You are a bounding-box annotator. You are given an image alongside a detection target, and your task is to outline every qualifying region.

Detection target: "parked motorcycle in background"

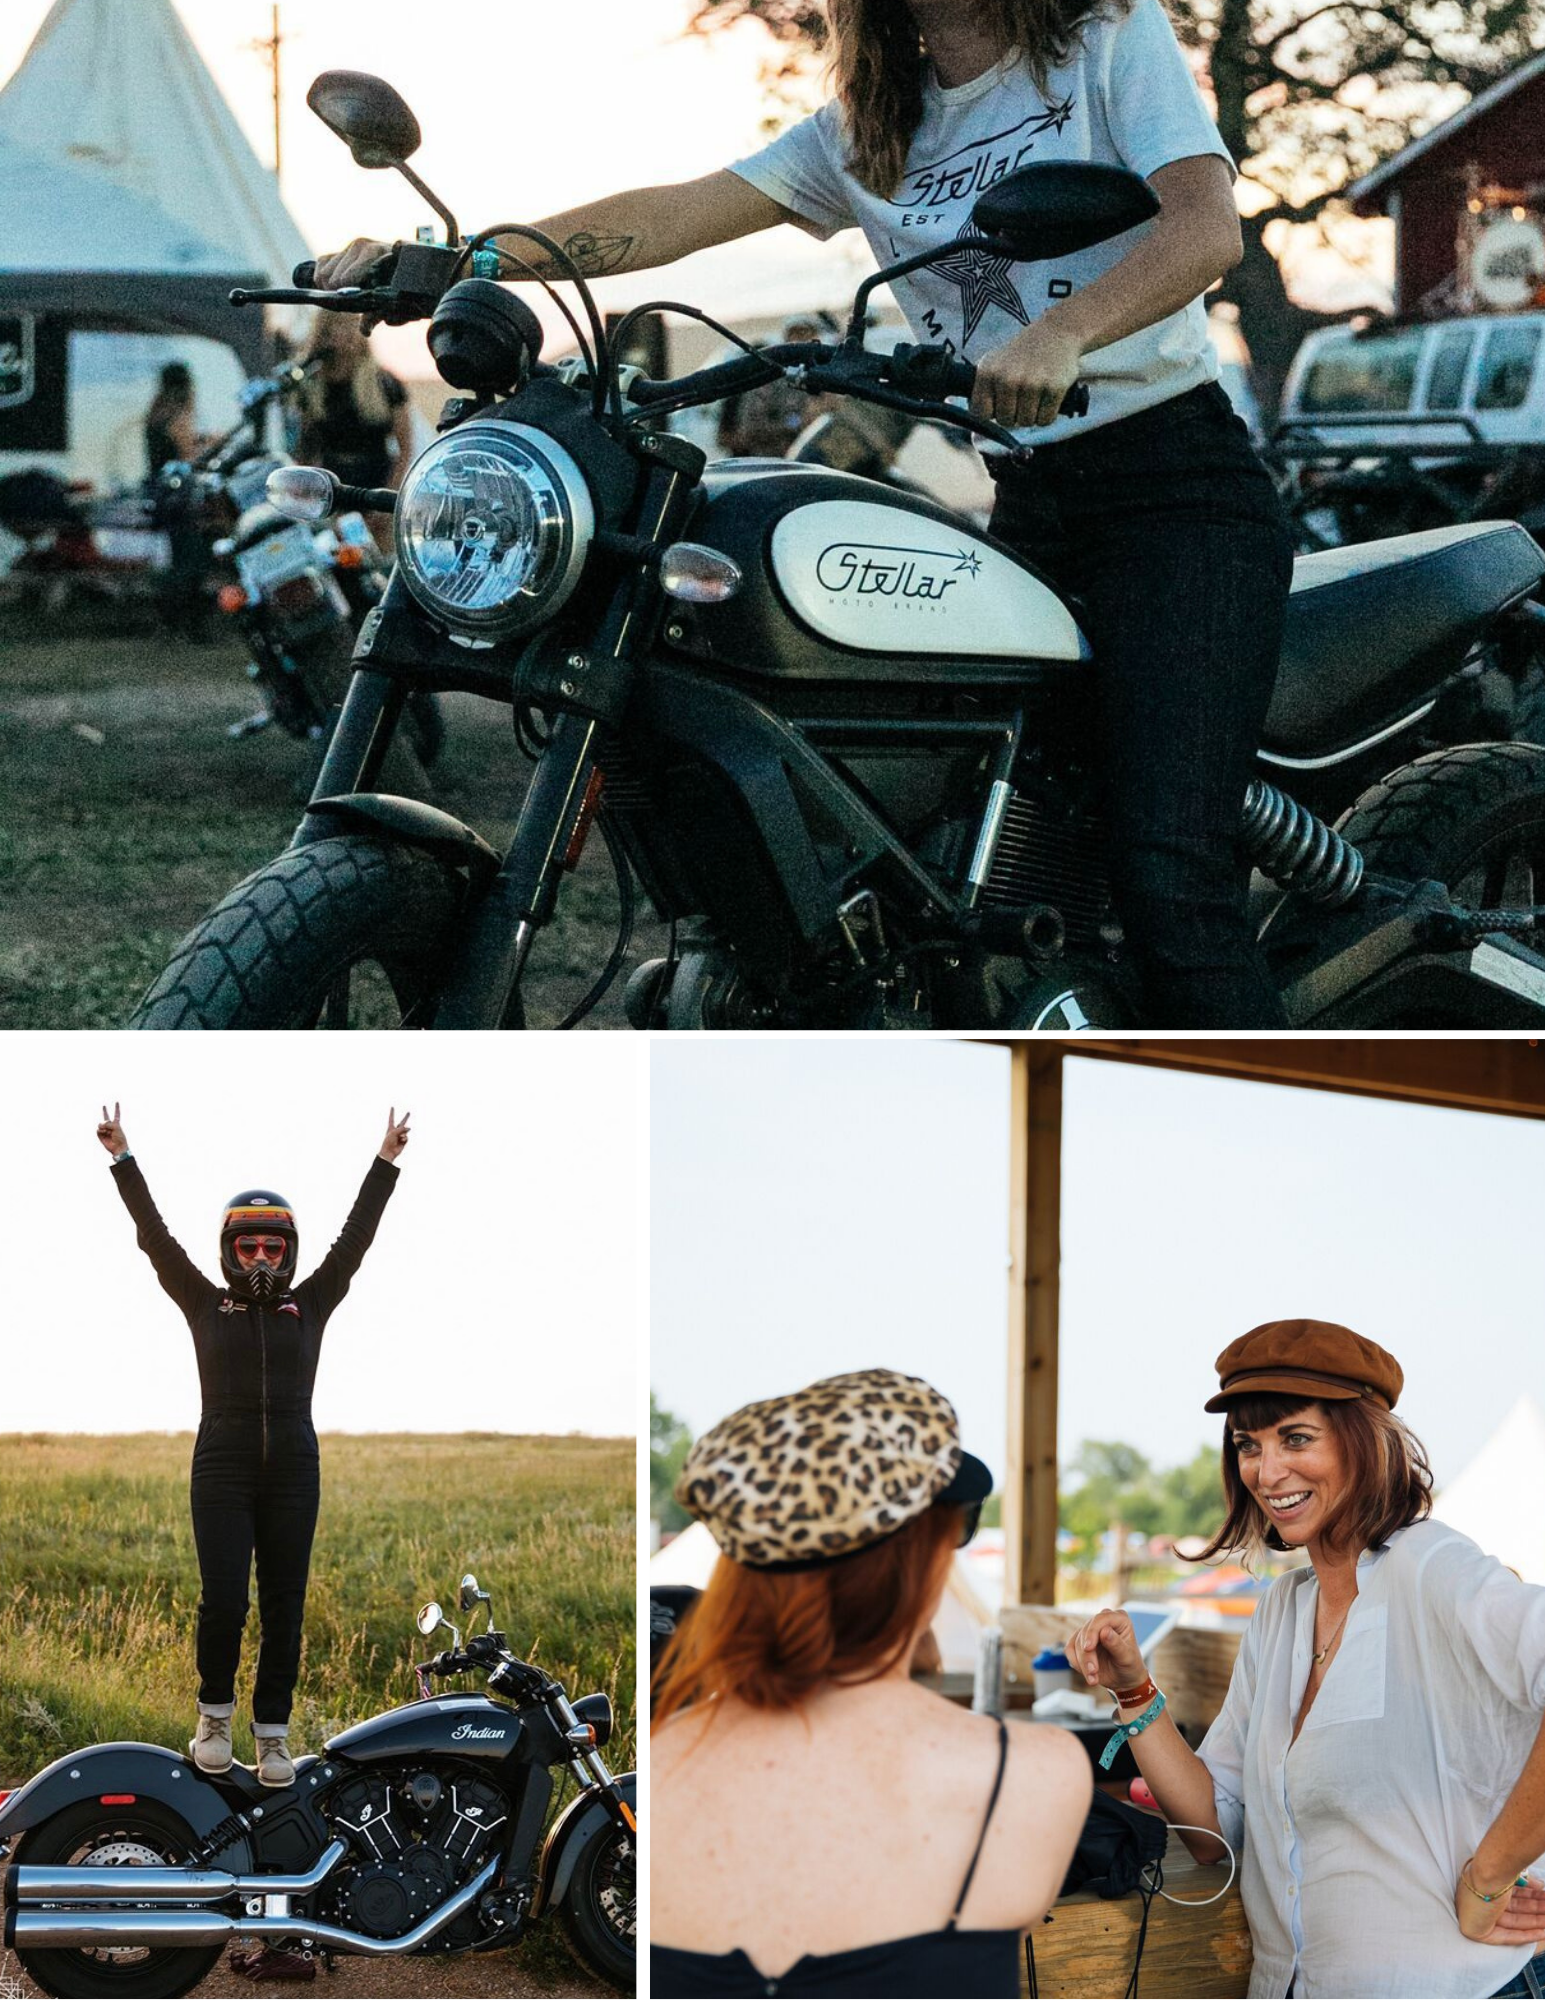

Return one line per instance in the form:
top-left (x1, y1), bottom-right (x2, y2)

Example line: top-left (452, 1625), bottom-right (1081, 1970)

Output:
top-left (128, 71), bottom-right (1545, 1031)
top-left (0, 1571), bottom-right (635, 1997)
top-left (150, 359), bottom-right (444, 778)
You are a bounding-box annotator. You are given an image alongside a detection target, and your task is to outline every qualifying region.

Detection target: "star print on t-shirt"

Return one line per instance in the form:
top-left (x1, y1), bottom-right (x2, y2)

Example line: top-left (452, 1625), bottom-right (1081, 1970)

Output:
top-left (931, 224), bottom-right (1032, 343)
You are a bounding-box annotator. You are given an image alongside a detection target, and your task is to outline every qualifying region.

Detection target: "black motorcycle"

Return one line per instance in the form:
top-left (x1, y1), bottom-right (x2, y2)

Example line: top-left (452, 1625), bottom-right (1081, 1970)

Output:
top-left (151, 361), bottom-right (444, 776)
top-left (0, 1572), bottom-right (635, 1997)
top-left (128, 69), bottom-right (1545, 1030)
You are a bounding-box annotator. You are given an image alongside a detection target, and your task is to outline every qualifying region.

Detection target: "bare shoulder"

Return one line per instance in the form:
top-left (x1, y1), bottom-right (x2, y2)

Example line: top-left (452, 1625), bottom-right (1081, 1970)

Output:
top-left (1003, 1717), bottom-right (1094, 1806)
top-left (651, 1703), bottom-right (717, 1782)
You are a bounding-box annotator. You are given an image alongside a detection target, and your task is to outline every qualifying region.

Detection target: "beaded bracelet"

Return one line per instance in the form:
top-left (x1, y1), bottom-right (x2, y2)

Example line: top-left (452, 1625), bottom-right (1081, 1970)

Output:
top-left (1100, 1689), bottom-right (1166, 1770)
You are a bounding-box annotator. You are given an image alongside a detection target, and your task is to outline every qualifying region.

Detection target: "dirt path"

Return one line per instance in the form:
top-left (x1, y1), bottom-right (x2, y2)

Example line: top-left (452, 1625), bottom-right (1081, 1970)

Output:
top-left (0, 1855), bottom-right (619, 1999)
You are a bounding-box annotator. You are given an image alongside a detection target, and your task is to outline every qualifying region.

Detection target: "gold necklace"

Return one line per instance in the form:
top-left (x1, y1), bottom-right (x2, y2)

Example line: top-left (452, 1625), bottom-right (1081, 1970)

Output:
top-left (1312, 1599), bottom-right (1353, 1666)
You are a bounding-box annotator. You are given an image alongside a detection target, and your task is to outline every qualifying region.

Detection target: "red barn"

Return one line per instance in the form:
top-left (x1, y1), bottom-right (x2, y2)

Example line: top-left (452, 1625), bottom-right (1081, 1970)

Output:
top-left (1347, 51), bottom-right (1545, 318)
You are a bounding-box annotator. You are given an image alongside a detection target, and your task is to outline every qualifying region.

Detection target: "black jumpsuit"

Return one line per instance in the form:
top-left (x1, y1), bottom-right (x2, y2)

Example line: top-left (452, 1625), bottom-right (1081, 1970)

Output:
top-left (111, 1155), bottom-right (398, 1724)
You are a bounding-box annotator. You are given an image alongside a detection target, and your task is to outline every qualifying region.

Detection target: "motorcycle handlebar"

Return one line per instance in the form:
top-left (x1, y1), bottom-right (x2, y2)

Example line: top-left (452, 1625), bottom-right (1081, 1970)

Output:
top-left (293, 258), bottom-right (318, 288)
top-left (627, 340), bottom-right (1088, 421)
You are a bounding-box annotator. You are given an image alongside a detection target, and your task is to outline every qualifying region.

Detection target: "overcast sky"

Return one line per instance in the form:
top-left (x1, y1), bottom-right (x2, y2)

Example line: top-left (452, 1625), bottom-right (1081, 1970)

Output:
top-left (4, 1035), bottom-right (639, 1435)
top-left (651, 1042), bottom-right (1545, 1492)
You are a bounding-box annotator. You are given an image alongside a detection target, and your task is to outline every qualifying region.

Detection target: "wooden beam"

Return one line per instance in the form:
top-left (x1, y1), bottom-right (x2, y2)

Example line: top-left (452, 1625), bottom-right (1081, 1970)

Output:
top-left (1031, 1036), bottom-right (1545, 1119)
top-left (1005, 1046), bottom-right (1063, 1608)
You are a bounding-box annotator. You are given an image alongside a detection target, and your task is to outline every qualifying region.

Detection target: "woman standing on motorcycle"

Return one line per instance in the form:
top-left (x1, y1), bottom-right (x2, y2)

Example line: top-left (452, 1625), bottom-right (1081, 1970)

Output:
top-left (95, 1104), bottom-right (409, 1787)
top-left (1069, 1320), bottom-right (1545, 1999)
top-left (320, 0), bottom-right (1291, 1025)
top-left (650, 1368), bottom-right (1090, 1997)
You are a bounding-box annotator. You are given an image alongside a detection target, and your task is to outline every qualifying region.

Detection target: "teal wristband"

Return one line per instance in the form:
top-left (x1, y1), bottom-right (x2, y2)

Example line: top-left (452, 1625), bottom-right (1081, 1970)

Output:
top-left (1099, 1690), bottom-right (1166, 1770)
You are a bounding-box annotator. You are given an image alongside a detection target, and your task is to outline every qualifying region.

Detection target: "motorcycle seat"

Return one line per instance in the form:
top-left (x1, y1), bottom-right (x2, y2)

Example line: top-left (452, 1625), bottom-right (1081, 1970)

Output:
top-left (202, 1754), bottom-right (322, 1804)
top-left (1262, 521), bottom-right (1544, 760)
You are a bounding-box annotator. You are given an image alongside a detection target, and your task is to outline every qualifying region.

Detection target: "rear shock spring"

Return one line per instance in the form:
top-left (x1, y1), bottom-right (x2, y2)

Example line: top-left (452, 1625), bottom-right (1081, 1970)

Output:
top-left (1240, 780), bottom-right (1365, 907)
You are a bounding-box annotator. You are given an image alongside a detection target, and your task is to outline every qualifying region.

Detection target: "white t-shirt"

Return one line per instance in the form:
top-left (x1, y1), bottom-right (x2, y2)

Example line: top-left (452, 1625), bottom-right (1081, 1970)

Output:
top-left (1196, 1520), bottom-right (1545, 1998)
top-left (729, 0), bottom-right (1234, 445)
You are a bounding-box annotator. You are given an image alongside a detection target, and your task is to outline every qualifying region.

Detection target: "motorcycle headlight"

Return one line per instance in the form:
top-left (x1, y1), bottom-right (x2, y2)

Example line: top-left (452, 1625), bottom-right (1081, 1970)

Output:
top-left (395, 420), bottom-right (594, 641)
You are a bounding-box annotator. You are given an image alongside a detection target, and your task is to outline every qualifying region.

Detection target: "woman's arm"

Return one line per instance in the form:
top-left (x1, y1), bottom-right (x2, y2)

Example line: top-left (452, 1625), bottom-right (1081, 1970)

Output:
top-left (1457, 1712), bottom-right (1545, 1946)
top-left (97, 1104), bottom-right (213, 1315)
top-left (295, 1110), bottom-right (406, 1319)
top-left (971, 153), bottom-right (1240, 429)
top-left (316, 171), bottom-right (795, 291)
top-left (1067, 1606), bottom-right (1231, 1864)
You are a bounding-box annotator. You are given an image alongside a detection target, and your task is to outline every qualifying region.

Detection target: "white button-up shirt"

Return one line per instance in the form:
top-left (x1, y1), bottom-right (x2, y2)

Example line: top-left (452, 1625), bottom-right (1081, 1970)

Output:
top-left (1196, 1520), bottom-right (1545, 1998)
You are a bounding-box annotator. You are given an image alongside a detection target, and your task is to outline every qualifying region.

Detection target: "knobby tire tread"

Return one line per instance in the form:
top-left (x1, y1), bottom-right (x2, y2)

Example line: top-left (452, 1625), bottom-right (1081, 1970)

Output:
top-left (128, 836), bottom-right (461, 1029)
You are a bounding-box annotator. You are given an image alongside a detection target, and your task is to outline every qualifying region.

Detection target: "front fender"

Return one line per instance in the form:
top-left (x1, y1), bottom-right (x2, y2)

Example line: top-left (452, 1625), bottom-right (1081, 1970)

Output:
top-left (0, 1744), bottom-right (248, 1856)
top-left (295, 793), bottom-right (501, 885)
top-left (533, 1772), bottom-right (636, 1918)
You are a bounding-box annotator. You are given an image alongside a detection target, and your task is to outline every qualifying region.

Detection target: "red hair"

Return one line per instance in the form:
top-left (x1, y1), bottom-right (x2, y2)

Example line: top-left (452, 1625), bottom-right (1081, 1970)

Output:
top-left (653, 1505), bottom-right (959, 1725)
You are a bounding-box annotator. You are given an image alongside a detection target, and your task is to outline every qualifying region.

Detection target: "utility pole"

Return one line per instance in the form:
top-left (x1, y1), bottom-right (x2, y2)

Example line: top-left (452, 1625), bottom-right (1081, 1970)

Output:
top-left (250, 3), bottom-right (285, 182)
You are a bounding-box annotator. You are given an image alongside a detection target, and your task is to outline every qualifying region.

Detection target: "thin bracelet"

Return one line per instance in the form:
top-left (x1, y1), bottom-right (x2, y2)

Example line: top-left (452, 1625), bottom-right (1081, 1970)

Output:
top-left (1100, 1690), bottom-right (1166, 1770)
top-left (1461, 1863), bottom-right (1529, 1904)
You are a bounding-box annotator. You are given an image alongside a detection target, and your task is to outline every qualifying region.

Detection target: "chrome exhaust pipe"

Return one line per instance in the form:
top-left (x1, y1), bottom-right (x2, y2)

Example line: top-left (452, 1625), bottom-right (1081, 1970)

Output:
top-left (7, 1856), bottom-right (498, 1955)
top-left (10, 1839), bottom-right (349, 1905)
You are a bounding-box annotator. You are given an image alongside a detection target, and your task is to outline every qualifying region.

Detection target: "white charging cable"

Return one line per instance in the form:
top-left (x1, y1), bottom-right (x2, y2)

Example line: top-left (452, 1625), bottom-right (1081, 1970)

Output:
top-left (1154, 1825), bottom-right (1238, 1907)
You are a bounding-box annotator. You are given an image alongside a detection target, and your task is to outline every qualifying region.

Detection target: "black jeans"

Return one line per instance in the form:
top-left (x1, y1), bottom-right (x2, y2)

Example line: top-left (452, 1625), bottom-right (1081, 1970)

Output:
top-left (987, 382), bottom-right (1295, 1027)
top-left (190, 1413), bottom-right (320, 1725)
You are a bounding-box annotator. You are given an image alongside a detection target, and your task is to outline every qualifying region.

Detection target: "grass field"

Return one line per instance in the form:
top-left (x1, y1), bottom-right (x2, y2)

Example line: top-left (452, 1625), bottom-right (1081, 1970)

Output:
top-left (0, 609), bottom-right (665, 1028)
top-left (0, 1432), bottom-right (634, 1986)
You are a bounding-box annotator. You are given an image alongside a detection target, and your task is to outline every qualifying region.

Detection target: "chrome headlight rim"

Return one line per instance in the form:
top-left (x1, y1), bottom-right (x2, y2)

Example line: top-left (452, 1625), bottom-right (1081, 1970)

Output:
top-left (394, 418), bottom-right (595, 642)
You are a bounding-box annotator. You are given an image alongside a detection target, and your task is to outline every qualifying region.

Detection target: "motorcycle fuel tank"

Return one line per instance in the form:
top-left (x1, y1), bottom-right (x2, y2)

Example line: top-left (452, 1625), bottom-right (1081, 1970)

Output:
top-left (326, 1696), bottom-right (522, 1766)
top-left (666, 464), bottom-right (1090, 685)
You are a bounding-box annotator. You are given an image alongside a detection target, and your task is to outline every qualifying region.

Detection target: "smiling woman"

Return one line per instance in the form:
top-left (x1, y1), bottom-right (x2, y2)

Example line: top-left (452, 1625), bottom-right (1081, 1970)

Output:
top-left (1069, 1317), bottom-right (1545, 2000)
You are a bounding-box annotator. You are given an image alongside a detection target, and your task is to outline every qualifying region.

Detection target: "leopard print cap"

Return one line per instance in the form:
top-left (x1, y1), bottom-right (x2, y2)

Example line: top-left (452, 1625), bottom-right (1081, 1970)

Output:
top-left (675, 1368), bottom-right (964, 1568)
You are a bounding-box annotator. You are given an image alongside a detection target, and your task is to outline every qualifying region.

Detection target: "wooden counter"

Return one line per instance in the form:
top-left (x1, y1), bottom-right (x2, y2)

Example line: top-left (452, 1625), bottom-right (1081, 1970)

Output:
top-left (1026, 1840), bottom-right (1251, 1998)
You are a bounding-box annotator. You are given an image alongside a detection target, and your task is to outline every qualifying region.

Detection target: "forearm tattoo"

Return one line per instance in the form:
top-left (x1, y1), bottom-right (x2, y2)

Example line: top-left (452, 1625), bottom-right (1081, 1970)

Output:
top-left (560, 230), bottom-right (638, 277)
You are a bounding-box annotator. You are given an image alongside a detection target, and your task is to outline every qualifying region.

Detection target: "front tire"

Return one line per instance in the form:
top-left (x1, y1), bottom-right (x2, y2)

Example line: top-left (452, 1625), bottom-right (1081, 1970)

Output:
top-left (558, 1822), bottom-right (635, 1992)
top-left (128, 834), bottom-right (466, 1028)
top-left (9, 1800), bottom-right (223, 2000)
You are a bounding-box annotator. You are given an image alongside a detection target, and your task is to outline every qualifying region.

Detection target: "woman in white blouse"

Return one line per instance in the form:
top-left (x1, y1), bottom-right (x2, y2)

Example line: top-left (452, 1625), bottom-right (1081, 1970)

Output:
top-left (1070, 1317), bottom-right (1545, 2000)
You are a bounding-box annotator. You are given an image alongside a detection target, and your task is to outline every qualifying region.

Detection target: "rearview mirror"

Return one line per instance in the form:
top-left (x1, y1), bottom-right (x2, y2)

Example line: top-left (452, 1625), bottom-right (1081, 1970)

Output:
top-left (971, 162), bottom-right (1159, 262)
top-left (416, 1600), bottom-right (443, 1638)
top-left (307, 71), bottom-right (422, 169)
top-left (459, 1574), bottom-right (480, 1613)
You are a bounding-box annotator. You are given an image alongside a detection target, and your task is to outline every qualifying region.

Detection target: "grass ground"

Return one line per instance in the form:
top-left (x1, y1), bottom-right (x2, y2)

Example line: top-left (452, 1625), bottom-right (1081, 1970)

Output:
top-left (0, 1431), bottom-right (634, 1992)
top-left (0, 608), bottom-right (665, 1028)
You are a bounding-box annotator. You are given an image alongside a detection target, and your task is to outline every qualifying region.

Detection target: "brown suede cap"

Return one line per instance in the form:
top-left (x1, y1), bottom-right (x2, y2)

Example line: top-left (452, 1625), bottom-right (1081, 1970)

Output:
top-left (1204, 1319), bottom-right (1402, 1413)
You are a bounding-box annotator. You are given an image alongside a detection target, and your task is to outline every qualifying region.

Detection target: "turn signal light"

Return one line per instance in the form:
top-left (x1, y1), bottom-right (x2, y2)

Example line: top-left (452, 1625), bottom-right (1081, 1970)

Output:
top-left (659, 543), bottom-right (742, 604)
top-left (333, 544), bottom-right (365, 568)
top-left (216, 584), bottom-right (248, 615)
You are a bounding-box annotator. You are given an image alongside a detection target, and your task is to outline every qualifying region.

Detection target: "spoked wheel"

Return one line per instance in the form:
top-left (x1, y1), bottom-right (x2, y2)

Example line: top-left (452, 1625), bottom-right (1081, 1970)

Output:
top-left (559, 1822), bottom-right (635, 1992)
top-left (9, 1801), bottom-right (223, 1999)
top-left (127, 835), bottom-right (469, 1029)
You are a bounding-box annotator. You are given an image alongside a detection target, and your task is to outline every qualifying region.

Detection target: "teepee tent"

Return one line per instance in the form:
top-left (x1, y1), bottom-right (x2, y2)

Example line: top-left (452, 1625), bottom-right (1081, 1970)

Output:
top-left (1431, 1394), bottom-right (1545, 1585)
top-left (0, 0), bottom-right (310, 468)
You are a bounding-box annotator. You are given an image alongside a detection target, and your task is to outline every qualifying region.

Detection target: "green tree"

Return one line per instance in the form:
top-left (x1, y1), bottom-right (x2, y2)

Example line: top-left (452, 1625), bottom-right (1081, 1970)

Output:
top-left (1156, 1444), bottom-right (1228, 1541)
top-left (651, 1391), bottom-right (693, 1535)
top-left (1060, 1438), bottom-right (1165, 1543)
top-left (687, 0), bottom-right (1539, 403)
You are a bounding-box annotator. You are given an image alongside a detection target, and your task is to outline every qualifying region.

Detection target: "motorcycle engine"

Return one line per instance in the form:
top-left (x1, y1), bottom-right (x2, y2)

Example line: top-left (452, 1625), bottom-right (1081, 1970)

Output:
top-left (320, 1767), bottom-right (511, 1941)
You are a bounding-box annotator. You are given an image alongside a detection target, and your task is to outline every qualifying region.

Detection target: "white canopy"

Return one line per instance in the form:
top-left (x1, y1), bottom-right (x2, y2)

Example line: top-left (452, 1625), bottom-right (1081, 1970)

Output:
top-left (1432, 1394), bottom-right (1545, 1585)
top-left (0, 0), bottom-right (308, 373)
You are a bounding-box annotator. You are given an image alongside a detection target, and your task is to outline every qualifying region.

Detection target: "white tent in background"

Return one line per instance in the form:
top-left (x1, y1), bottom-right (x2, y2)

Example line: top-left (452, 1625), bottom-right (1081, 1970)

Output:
top-left (0, 0), bottom-right (308, 300)
top-left (1432, 1394), bottom-right (1545, 1585)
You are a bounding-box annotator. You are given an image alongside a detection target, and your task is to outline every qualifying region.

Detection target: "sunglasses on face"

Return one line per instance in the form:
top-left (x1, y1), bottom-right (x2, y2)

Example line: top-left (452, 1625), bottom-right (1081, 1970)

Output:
top-left (234, 1236), bottom-right (287, 1262)
top-left (957, 1500), bottom-right (984, 1548)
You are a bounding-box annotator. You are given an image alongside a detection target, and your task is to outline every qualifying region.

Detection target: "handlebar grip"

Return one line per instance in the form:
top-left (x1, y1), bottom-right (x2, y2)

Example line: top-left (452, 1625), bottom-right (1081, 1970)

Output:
top-left (293, 259), bottom-right (318, 288)
top-left (1062, 382), bottom-right (1090, 418)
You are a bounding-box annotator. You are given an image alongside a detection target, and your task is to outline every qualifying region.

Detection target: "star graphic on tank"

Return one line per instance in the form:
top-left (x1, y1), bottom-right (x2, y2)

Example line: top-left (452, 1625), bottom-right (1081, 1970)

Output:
top-left (954, 550), bottom-right (983, 576)
top-left (929, 225), bottom-right (1031, 345)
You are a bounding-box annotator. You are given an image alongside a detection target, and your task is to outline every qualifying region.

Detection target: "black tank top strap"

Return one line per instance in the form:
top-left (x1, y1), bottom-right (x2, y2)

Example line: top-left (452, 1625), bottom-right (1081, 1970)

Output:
top-left (946, 1717), bottom-right (1010, 1931)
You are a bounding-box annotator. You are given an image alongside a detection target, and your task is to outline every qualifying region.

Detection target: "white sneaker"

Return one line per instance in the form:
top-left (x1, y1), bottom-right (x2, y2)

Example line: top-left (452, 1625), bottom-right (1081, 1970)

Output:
top-left (255, 1733), bottom-right (295, 1788)
top-left (190, 1710), bottom-right (233, 1774)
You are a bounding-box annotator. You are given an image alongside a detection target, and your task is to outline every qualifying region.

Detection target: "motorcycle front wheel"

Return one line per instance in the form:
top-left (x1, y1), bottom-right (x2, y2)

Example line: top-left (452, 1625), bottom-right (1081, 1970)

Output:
top-left (558, 1820), bottom-right (635, 1991)
top-left (127, 834), bottom-right (468, 1028)
top-left (9, 1799), bottom-right (223, 1999)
